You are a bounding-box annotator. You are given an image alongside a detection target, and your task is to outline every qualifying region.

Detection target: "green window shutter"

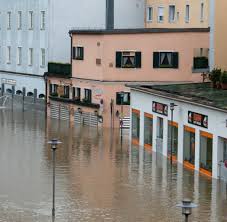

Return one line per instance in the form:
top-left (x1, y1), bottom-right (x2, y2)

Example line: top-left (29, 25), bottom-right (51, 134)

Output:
top-left (116, 93), bottom-right (121, 105)
top-left (135, 52), bottom-right (141, 68)
top-left (116, 51), bottom-right (122, 68)
top-left (153, 52), bottom-right (160, 68)
top-left (72, 47), bottom-right (76, 60)
top-left (172, 52), bottom-right (179, 68)
top-left (81, 47), bottom-right (84, 60)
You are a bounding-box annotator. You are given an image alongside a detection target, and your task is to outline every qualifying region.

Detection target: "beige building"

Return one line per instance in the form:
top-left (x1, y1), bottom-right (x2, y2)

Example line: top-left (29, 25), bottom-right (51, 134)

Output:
top-left (210, 0), bottom-right (227, 70)
top-left (145, 0), bottom-right (209, 28)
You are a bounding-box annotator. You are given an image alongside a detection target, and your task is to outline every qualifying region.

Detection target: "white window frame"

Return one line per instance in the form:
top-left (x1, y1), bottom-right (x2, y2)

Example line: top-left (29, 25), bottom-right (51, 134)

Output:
top-left (28, 48), bottom-right (33, 66)
top-left (7, 12), bottom-right (11, 30)
top-left (17, 47), bottom-right (22, 65)
top-left (169, 5), bottom-right (176, 23)
top-left (40, 11), bottom-right (45, 30)
top-left (41, 48), bottom-right (45, 67)
top-left (6, 46), bottom-right (11, 64)
top-left (28, 11), bottom-right (33, 30)
top-left (18, 11), bottom-right (22, 30)
top-left (146, 6), bottom-right (153, 22)
top-left (200, 2), bottom-right (204, 22)
top-left (158, 6), bottom-right (164, 23)
top-left (185, 4), bottom-right (190, 23)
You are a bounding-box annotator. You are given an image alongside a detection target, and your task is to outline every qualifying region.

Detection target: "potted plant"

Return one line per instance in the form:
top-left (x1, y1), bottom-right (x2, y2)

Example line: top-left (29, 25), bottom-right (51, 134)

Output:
top-left (221, 71), bottom-right (227, 89)
top-left (209, 68), bottom-right (222, 88)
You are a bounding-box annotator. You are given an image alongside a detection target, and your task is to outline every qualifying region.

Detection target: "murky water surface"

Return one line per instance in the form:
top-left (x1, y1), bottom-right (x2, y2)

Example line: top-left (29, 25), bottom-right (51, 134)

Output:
top-left (0, 109), bottom-right (227, 222)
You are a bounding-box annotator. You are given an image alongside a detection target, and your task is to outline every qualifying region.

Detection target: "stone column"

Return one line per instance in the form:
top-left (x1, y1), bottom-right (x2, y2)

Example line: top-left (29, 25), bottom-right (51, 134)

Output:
top-left (152, 115), bottom-right (157, 152)
top-left (195, 128), bottom-right (200, 172)
top-left (177, 123), bottom-right (184, 164)
top-left (139, 111), bottom-right (144, 147)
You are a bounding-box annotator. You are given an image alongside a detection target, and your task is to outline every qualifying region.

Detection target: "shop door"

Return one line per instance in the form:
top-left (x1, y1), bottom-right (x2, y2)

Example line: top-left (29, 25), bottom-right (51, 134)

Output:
top-left (156, 117), bottom-right (163, 154)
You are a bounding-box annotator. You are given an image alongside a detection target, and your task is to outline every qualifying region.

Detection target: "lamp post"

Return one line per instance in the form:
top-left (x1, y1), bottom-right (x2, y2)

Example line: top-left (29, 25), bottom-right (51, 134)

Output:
top-left (48, 139), bottom-right (62, 218)
top-left (176, 199), bottom-right (198, 222)
top-left (120, 92), bottom-right (124, 138)
top-left (170, 102), bottom-right (177, 165)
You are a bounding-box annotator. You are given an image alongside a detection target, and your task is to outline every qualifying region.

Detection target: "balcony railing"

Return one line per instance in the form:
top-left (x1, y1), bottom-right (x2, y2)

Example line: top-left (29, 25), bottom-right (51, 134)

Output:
top-left (48, 62), bottom-right (71, 77)
top-left (49, 95), bottom-right (100, 109)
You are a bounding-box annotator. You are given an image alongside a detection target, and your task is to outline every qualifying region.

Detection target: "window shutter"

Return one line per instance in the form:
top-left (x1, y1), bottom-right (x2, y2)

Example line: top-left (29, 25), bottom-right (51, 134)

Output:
top-left (72, 47), bottom-right (76, 60)
top-left (135, 52), bottom-right (142, 68)
top-left (116, 51), bottom-right (122, 68)
top-left (172, 52), bottom-right (179, 68)
top-left (153, 52), bottom-right (160, 68)
top-left (116, 93), bottom-right (121, 105)
top-left (81, 47), bottom-right (84, 60)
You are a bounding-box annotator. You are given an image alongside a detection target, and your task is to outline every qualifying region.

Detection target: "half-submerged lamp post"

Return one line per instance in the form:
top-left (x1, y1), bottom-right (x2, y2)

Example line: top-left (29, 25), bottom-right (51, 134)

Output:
top-left (176, 199), bottom-right (198, 222)
top-left (170, 102), bottom-right (177, 164)
top-left (48, 138), bottom-right (62, 217)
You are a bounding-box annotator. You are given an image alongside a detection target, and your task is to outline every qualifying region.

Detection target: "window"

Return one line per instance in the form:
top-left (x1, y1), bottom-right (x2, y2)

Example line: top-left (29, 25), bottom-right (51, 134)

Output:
top-left (18, 11), bottom-right (22, 29)
top-left (185, 5), bottom-right (190, 22)
top-left (28, 11), bottom-right (33, 29)
top-left (28, 48), bottom-right (33, 66)
top-left (132, 111), bottom-right (140, 140)
top-left (84, 89), bottom-right (92, 103)
top-left (169, 5), bottom-right (175, 23)
top-left (63, 86), bottom-right (69, 98)
top-left (153, 52), bottom-right (179, 68)
top-left (40, 11), bottom-right (45, 30)
top-left (158, 7), bottom-right (164, 22)
top-left (72, 46), bottom-right (84, 60)
top-left (200, 3), bottom-right (204, 22)
top-left (6, 46), bottom-right (11, 64)
top-left (49, 84), bottom-right (58, 96)
top-left (116, 92), bottom-right (130, 105)
top-left (41, 48), bottom-right (45, 67)
top-left (17, 47), bottom-right (22, 65)
top-left (73, 87), bottom-right (81, 100)
top-left (7, 12), bottom-right (11, 29)
top-left (147, 6), bottom-right (153, 22)
top-left (116, 51), bottom-right (141, 68)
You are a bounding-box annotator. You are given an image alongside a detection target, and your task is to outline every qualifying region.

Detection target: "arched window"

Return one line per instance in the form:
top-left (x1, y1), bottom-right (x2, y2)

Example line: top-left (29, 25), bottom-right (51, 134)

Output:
top-left (27, 92), bottom-right (34, 97)
top-left (16, 90), bottom-right (22, 95)
top-left (6, 88), bottom-right (12, 94)
top-left (39, 94), bottom-right (45, 99)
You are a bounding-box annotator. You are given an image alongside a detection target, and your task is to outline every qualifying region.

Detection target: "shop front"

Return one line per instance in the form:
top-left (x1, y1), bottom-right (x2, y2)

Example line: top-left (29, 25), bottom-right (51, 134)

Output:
top-left (168, 121), bottom-right (178, 161)
top-left (132, 109), bottom-right (140, 145)
top-left (183, 126), bottom-right (196, 169)
top-left (200, 131), bottom-right (213, 176)
top-left (144, 113), bottom-right (153, 150)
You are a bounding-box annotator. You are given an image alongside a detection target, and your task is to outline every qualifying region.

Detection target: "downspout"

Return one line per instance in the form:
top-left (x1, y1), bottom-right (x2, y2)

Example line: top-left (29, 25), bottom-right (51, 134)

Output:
top-left (209, 0), bottom-right (215, 71)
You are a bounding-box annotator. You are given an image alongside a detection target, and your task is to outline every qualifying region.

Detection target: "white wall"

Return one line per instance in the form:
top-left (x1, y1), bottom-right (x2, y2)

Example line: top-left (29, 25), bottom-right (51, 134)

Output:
top-left (131, 89), bottom-right (227, 178)
top-left (114, 0), bottom-right (145, 29)
top-left (0, 0), bottom-right (48, 76)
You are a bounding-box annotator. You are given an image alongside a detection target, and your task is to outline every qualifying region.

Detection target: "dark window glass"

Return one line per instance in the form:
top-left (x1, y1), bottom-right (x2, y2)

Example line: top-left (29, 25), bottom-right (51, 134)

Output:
top-left (116, 51), bottom-right (141, 68)
top-left (73, 46), bottom-right (84, 60)
top-left (144, 116), bottom-right (153, 146)
top-left (84, 89), bottom-right (92, 103)
top-left (153, 52), bottom-right (178, 68)
top-left (116, 92), bottom-right (130, 105)
top-left (132, 112), bottom-right (140, 140)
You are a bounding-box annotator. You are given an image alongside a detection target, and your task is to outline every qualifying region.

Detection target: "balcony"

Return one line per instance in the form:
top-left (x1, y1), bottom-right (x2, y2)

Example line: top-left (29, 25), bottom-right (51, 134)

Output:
top-left (192, 48), bottom-right (209, 73)
top-left (46, 62), bottom-right (71, 77)
top-left (49, 95), bottom-right (100, 109)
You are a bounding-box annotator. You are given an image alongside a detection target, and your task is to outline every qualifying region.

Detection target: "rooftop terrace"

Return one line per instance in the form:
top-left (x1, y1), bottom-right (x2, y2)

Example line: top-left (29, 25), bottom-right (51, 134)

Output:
top-left (131, 83), bottom-right (227, 112)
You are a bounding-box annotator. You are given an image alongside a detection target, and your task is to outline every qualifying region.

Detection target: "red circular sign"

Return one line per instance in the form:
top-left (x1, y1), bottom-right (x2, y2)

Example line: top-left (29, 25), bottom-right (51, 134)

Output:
top-left (224, 160), bottom-right (227, 168)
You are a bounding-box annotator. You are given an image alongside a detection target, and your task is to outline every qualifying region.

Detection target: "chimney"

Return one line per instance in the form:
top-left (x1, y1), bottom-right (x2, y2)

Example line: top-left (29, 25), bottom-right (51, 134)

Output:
top-left (106, 0), bottom-right (114, 30)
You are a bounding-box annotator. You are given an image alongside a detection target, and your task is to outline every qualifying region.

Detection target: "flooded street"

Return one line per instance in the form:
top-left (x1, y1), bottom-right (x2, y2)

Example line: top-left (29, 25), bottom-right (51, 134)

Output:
top-left (0, 109), bottom-right (227, 222)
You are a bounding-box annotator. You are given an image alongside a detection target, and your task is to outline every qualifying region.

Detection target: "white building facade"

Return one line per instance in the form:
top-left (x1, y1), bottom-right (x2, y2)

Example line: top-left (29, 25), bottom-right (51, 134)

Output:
top-left (0, 0), bottom-right (144, 97)
top-left (130, 85), bottom-right (227, 179)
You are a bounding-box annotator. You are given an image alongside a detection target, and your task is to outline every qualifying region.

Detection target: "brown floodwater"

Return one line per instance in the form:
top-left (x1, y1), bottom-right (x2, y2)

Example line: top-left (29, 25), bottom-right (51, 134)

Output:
top-left (0, 109), bottom-right (227, 222)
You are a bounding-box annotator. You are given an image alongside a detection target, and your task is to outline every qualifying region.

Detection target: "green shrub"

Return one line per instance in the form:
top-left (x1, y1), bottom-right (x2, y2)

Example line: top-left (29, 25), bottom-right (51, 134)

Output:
top-left (221, 71), bottom-right (227, 84)
top-left (209, 68), bottom-right (222, 84)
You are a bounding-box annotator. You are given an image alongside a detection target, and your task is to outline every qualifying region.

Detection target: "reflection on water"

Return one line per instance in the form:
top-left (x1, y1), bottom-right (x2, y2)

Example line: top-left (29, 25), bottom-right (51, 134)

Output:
top-left (0, 109), bottom-right (227, 221)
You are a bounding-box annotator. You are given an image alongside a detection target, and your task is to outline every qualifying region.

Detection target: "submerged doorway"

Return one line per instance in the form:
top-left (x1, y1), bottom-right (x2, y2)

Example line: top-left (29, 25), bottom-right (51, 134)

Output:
top-left (156, 116), bottom-right (163, 154)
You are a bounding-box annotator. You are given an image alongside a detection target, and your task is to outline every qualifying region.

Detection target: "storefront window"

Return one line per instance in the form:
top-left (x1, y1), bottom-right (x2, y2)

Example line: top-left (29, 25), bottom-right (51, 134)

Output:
top-left (224, 139), bottom-right (227, 161)
top-left (157, 117), bottom-right (163, 139)
top-left (144, 115), bottom-right (153, 146)
top-left (132, 111), bottom-right (140, 140)
top-left (183, 128), bottom-right (195, 165)
top-left (200, 132), bottom-right (213, 172)
top-left (168, 123), bottom-right (178, 157)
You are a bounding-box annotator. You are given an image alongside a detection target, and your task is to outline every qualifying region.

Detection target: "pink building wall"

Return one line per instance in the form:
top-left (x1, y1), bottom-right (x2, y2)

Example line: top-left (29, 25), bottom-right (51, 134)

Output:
top-left (72, 31), bottom-right (209, 82)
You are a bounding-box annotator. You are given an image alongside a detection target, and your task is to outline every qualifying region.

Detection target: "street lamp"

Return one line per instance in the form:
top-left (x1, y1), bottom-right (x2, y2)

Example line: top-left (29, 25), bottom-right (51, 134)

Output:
top-left (119, 92), bottom-right (124, 138)
top-left (176, 199), bottom-right (198, 222)
top-left (48, 138), bottom-right (62, 217)
top-left (170, 102), bottom-right (177, 165)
